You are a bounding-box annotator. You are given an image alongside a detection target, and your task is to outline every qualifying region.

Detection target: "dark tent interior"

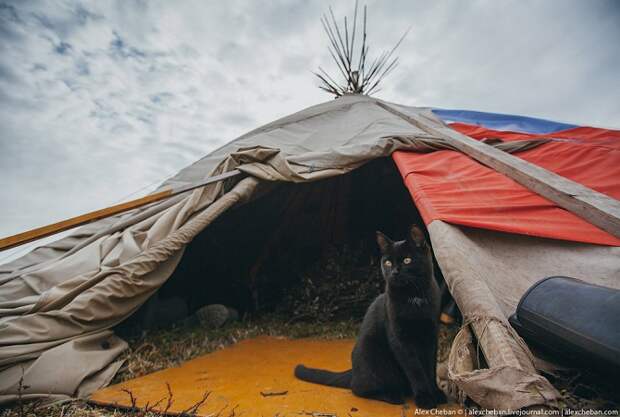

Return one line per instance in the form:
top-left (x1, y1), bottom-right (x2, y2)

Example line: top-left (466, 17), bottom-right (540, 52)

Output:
top-left (119, 157), bottom-right (450, 332)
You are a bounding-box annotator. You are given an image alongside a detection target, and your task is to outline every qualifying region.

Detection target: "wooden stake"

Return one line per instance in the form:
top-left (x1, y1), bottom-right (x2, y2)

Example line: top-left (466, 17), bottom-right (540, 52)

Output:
top-left (0, 169), bottom-right (243, 252)
top-left (376, 101), bottom-right (620, 239)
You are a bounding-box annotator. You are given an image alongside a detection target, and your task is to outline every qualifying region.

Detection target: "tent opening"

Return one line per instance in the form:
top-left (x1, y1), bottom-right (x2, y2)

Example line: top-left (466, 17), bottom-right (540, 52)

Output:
top-left (118, 157), bottom-right (445, 332)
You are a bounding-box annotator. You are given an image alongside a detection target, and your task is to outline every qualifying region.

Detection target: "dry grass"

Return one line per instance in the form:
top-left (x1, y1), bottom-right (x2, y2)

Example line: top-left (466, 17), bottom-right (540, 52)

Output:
top-left (277, 244), bottom-right (384, 323)
top-left (543, 368), bottom-right (619, 411)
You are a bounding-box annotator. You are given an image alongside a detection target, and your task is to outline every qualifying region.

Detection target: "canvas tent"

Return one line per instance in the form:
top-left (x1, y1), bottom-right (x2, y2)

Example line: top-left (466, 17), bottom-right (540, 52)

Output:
top-left (1, 94), bottom-right (618, 409)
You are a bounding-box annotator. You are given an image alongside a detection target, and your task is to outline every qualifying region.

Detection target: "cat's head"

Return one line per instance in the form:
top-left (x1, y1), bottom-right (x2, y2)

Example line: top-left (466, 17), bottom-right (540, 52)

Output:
top-left (376, 225), bottom-right (432, 287)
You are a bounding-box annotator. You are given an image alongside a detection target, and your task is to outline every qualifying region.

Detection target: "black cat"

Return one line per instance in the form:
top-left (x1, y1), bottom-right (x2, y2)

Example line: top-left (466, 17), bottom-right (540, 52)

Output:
top-left (294, 226), bottom-right (446, 408)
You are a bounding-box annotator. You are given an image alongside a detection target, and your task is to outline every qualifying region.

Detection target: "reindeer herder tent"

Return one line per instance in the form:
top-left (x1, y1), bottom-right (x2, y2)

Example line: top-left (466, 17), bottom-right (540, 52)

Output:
top-left (1, 94), bottom-right (619, 409)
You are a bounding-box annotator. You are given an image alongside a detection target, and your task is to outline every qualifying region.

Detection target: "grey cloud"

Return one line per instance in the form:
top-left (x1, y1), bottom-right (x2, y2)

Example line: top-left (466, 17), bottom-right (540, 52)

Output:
top-left (0, 62), bottom-right (20, 82)
top-left (54, 40), bottom-right (72, 54)
top-left (280, 53), bottom-right (312, 74)
top-left (149, 92), bottom-right (173, 104)
top-left (0, 3), bottom-right (25, 43)
top-left (221, 112), bottom-right (255, 127)
top-left (74, 59), bottom-right (90, 75)
top-left (216, 42), bottom-right (246, 65)
top-left (245, 0), bottom-right (323, 39)
top-left (72, 3), bottom-right (103, 25)
top-left (0, 2), bottom-right (20, 22)
top-left (28, 1), bottom-right (101, 38)
top-left (110, 31), bottom-right (147, 59)
top-left (31, 63), bottom-right (47, 72)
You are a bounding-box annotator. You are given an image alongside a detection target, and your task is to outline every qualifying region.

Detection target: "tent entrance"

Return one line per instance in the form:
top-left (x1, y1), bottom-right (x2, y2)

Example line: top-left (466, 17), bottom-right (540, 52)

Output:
top-left (120, 157), bottom-right (430, 331)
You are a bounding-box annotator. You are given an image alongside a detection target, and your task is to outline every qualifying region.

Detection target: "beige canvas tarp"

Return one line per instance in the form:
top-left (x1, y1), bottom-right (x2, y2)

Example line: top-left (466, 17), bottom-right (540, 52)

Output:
top-left (1, 94), bottom-right (617, 409)
top-left (430, 220), bottom-right (619, 409)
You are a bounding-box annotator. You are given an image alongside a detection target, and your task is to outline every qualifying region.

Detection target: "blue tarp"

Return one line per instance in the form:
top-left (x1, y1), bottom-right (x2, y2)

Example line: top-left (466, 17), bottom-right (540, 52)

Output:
top-left (432, 109), bottom-right (577, 134)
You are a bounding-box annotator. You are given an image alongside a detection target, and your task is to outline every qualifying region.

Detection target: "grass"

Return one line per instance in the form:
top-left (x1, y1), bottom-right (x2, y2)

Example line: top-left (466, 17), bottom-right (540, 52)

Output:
top-left (543, 368), bottom-right (619, 411)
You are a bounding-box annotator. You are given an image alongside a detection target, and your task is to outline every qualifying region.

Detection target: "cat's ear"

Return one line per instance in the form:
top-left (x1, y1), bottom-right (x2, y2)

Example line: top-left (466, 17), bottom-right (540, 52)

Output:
top-left (409, 225), bottom-right (426, 248)
top-left (376, 231), bottom-right (392, 253)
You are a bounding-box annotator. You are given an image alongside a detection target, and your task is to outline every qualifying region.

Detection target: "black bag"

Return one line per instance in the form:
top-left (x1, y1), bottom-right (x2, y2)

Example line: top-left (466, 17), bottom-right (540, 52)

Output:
top-left (509, 276), bottom-right (620, 375)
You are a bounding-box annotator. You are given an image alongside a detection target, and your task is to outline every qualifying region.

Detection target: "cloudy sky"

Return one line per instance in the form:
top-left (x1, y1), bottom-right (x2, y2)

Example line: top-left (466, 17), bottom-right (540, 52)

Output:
top-left (1, 0), bottom-right (619, 259)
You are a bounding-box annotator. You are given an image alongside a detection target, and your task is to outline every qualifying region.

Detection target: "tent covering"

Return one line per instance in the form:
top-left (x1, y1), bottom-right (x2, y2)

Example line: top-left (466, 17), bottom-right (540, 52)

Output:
top-left (0, 95), bottom-right (618, 409)
top-left (431, 109), bottom-right (577, 134)
top-left (393, 123), bottom-right (620, 246)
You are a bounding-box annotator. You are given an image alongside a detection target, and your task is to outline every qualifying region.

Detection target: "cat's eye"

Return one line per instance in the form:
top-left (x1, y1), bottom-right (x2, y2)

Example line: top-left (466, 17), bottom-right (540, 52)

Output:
top-left (384, 260), bottom-right (392, 267)
top-left (403, 257), bottom-right (412, 265)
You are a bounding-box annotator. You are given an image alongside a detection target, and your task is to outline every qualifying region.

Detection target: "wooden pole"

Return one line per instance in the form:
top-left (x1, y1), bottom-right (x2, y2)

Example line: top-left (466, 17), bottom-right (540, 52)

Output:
top-left (376, 101), bottom-right (620, 239)
top-left (0, 169), bottom-right (243, 252)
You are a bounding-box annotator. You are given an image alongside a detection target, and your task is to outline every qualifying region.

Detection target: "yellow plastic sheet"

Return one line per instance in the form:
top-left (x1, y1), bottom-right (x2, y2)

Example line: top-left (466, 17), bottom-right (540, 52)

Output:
top-left (91, 336), bottom-right (458, 416)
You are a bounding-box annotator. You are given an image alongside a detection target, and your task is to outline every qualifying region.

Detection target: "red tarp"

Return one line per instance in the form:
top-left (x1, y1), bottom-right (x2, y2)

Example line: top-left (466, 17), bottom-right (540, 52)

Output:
top-left (393, 124), bottom-right (620, 246)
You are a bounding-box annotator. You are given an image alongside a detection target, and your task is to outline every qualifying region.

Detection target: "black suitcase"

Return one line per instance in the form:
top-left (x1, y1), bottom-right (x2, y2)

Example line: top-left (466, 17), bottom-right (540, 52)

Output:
top-left (509, 276), bottom-right (620, 375)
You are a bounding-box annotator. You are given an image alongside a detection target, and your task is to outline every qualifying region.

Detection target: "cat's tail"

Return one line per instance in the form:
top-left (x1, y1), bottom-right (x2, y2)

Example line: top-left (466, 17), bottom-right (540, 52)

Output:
top-left (294, 364), bottom-right (352, 388)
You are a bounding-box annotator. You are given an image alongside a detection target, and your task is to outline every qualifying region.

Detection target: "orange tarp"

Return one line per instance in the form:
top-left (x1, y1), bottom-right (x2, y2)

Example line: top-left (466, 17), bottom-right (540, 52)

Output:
top-left (90, 336), bottom-right (458, 416)
top-left (393, 124), bottom-right (620, 246)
